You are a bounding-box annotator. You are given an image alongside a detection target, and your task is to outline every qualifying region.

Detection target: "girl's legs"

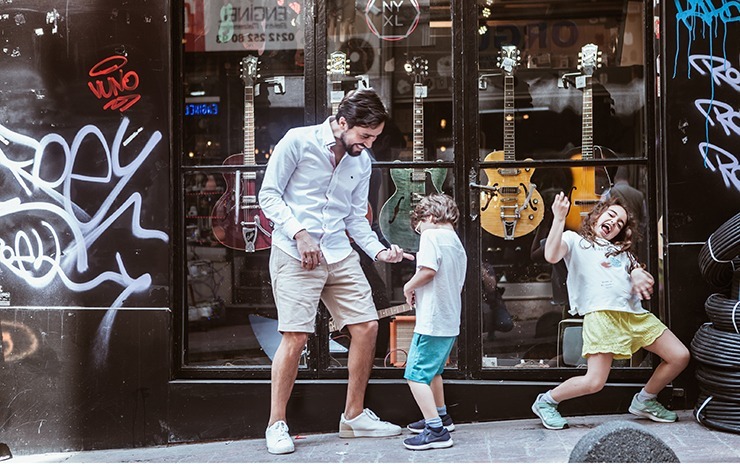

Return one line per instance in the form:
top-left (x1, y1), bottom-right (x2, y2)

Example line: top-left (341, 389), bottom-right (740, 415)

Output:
top-left (641, 329), bottom-right (690, 395)
top-left (550, 353), bottom-right (614, 402)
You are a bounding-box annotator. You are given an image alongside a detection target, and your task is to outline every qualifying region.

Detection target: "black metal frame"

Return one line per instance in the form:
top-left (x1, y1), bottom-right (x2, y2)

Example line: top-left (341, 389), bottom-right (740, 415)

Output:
top-left (173, 0), bottom-right (659, 385)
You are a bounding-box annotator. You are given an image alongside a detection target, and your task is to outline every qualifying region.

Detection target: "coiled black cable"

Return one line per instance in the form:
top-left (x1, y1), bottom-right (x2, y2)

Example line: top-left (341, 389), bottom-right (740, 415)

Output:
top-left (698, 212), bottom-right (740, 289)
top-left (695, 365), bottom-right (740, 401)
top-left (691, 324), bottom-right (740, 369)
top-left (695, 394), bottom-right (740, 434)
top-left (704, 293), bottom-right (740, 334)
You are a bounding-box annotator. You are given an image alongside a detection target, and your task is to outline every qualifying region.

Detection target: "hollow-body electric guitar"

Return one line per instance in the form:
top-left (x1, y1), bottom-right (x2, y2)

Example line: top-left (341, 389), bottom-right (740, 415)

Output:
top-left (211, 56), bottom-right (273, 252)
top-left (379, 57), bottom-right (446, 253)
top-left (565, 43), bottom-right (610, 231)
top-left (480, 45), bottom-right (544, 240)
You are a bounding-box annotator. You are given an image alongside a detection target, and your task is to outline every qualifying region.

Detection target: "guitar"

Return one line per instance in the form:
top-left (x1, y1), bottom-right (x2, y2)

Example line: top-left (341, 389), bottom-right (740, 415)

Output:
top-left (480, 45), bottom-right (544, 240)
top-left (379, 57), bottom-right (446, 253)
top-left (328, 303), bottom-right (412, 332)
top-left (211, 56), bottom-right (273, 252)
top-left (565, 43), bottom-right (610, 231)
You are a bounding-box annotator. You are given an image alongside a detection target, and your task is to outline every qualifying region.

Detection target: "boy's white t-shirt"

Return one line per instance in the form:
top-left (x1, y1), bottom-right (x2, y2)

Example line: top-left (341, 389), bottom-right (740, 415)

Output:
top-left (414, 228), bottom-right (467, 337)
top-left (561, 230), bottom-right (647, 316)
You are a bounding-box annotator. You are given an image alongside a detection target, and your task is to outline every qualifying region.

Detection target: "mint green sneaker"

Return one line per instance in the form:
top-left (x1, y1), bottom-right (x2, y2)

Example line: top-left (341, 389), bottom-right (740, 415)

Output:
top-left (628, 394), bottom-right (677, 423)
top-left (531, 394), bottom-right (569, 430)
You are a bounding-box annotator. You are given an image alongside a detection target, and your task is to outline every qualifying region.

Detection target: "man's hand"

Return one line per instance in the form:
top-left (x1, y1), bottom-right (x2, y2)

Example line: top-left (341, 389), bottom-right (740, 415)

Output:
top-left (631, 267), bottom-right (655, 300)
top-left (295, 230), bottom-right (322, 270)
top-left (375, 244), bottom-right (414, 263)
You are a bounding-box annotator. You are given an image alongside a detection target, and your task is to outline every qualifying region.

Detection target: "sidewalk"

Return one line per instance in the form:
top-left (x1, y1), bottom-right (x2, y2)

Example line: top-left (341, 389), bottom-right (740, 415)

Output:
top-left (10, 410), bottom-right (740, 463)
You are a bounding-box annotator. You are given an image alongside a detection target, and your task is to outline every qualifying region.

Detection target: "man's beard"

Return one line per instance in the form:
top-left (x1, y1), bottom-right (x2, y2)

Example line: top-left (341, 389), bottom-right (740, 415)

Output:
top-left (340, 133), bottom-right (365, 157)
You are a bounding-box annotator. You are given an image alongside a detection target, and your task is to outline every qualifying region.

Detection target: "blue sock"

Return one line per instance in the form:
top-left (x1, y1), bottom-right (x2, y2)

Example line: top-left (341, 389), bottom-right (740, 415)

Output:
top-left (426, 416), bottom-right (443, 429)
top-left (436, 405), bottom-right (448, 416)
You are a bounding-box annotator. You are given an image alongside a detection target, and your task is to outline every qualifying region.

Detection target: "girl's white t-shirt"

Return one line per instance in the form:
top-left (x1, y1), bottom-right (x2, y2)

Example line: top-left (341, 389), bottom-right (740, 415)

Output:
top-left (561, 230), bottom-right (647, 316)
top-left (414, 228), bottom-right (467, 337)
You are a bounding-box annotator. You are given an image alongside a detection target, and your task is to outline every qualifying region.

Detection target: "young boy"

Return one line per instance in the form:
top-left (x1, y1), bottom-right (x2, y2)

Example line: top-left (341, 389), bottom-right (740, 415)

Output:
top-left (401, 193), bottom-right (467, 450)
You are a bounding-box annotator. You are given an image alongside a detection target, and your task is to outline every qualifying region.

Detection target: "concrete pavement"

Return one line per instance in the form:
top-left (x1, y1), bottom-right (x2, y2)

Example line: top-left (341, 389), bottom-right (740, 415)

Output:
top-left (9, 410), bottom-right (740, 463)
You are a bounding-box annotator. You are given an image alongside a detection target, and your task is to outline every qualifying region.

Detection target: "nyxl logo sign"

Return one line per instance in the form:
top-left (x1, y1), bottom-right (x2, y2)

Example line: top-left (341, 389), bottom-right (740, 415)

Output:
top-left (383, 0), bottom-right (406, 26)
top-left (365, 0), bottom-right (421, 41)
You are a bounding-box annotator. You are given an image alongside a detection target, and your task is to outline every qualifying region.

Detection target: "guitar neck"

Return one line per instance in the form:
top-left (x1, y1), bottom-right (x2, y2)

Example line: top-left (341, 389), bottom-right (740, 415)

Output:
top-left (377, 303), bottom-right (412, 320)
top-left (503, 75), bottom-right (515, 161)
top-left (331, 80), bottom-right (342, 116)
top-left (244, 85), bottom-right (256, 177)
top-left (581, 78), bottom-right (593, 160)
top-left (412, 83), bottom-right (426, 182)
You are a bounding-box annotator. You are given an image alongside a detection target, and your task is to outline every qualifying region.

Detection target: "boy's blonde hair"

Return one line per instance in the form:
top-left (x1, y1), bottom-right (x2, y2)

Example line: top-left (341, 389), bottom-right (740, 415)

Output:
top-left (410, 193), bottom-right (460, 228)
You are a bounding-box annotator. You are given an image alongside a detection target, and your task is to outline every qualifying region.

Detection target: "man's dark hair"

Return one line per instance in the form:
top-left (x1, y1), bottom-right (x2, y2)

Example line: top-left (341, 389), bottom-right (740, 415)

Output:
top-left (336, 88), bottom-right (389, 129)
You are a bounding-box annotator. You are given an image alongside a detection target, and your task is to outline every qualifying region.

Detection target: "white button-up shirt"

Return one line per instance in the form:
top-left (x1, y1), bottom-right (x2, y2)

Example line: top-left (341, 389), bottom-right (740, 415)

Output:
top-left (259, 117), bottom-right (386, 264)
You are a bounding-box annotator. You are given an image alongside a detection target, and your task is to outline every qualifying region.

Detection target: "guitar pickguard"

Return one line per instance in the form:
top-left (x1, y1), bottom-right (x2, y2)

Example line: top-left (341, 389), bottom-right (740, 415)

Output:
top-left (479, 150), bottom-right (544, 240)
top-left (379, 166), bottom-right (446, 252)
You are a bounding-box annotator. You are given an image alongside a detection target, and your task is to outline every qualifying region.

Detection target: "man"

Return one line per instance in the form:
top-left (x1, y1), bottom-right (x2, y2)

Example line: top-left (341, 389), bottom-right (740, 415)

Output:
top-left (259, 88), bottom-right (413, 454)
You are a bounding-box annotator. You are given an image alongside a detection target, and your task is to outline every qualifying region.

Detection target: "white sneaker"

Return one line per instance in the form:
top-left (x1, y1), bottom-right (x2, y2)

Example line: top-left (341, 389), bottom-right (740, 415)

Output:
top-left (339, 408), bottom-right (402, 438)
top-left (265, 420), bottom-right (294, 454)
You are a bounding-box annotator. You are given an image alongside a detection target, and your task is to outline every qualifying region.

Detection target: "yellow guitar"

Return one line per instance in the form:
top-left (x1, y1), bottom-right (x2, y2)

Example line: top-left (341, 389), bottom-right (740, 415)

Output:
top-left (480, 46), bottom-right (544, 240)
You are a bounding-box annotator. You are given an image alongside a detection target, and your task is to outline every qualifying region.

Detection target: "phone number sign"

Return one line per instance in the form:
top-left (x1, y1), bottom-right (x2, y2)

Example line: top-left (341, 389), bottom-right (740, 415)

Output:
top-left (202, 0), bottom-right (303, 51)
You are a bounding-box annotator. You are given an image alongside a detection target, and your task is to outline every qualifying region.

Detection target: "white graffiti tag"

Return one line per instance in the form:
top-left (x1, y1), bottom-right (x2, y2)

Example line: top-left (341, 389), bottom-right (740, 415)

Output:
top-left (0, 117), bottom-right (168, 300)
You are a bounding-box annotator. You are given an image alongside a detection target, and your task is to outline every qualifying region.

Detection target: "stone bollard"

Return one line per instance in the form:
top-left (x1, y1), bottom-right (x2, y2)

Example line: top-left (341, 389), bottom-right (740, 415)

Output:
top-left (569, 420), bottom-right (679, 462)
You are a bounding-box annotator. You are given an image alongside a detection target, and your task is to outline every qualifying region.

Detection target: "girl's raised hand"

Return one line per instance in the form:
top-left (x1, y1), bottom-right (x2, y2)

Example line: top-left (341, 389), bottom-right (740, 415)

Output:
top-left (552, 191), bottom-right (570, 221)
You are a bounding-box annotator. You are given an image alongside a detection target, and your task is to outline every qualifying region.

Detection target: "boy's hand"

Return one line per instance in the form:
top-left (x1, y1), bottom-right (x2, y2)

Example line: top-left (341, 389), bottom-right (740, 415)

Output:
top-left (551, 191), bottom-right (570, 222)
top-left (403, 283), bottom-right (416, 308)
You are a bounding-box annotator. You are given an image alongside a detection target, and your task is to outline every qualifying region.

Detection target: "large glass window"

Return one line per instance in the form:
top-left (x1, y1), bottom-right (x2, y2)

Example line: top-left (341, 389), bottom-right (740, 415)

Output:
top-left (475, 0), bottom-right (651, 370)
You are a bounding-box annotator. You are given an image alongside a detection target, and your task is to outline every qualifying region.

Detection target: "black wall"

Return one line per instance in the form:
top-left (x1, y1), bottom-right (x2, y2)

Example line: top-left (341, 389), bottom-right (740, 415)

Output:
top-left (662, 2), bottom-right (740, 398)
top-left (0, 0), bottom-right (172, 452)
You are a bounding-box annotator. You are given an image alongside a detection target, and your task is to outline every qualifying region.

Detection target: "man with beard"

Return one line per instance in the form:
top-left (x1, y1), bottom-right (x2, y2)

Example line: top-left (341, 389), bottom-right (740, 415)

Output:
top-left (259, 88), bottom-right (413, 454)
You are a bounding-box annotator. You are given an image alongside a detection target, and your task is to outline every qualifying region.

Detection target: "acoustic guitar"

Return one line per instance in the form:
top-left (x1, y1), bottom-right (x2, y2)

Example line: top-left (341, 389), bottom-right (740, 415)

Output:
top-left (211, 56), bottom-right (273, 252)
top-left (379, 57), bottom-right (446, 253)
top-left (565, 43), bottom-right (610, 231)
top-left (480, 45), bottom-right (544, 240)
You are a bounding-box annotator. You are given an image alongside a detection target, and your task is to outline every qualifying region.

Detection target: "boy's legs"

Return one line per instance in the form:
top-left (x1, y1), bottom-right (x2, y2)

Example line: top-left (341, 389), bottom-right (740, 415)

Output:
top-left (408, 379), bottom-right (439, 420)
top-left (430, 375), bottom-right (445, 409)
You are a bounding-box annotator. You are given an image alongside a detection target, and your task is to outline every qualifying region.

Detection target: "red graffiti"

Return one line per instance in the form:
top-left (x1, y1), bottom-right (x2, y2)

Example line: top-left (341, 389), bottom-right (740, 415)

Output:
top-left (87, 55), bottom-right (141, 112)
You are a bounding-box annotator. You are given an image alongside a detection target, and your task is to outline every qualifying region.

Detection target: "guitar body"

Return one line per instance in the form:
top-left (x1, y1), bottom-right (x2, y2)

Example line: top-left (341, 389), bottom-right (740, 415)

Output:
top-left (480, 150), bottom-right (544, 239)
top-left (378, 165), bottom-right (446, 252)
top-left (211, 153), bottom-right (273, 252)
top-left (565, 153), bottom-right (610, 231)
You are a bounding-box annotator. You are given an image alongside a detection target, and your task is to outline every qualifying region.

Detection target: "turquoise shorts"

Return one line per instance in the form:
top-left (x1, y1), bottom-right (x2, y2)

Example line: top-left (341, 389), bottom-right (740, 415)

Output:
top-left (404, 333), bottom-right (456, 385)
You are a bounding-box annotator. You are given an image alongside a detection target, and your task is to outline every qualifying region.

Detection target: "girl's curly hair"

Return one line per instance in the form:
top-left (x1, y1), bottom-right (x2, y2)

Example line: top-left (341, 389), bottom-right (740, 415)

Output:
top-left (579, 196), bottom-right (641, 258)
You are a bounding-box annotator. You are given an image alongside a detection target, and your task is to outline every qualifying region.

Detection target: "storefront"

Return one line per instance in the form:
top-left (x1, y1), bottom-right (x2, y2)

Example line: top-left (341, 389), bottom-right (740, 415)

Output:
top-left (0, 0), bottom-right (737, 454)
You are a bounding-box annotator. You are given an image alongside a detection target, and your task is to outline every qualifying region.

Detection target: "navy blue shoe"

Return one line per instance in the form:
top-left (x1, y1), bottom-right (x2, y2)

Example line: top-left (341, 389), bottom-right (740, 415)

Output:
top-left (403, 426), bottom-right (453, 450)
top-left (407, 414), bottom-right (455, 433)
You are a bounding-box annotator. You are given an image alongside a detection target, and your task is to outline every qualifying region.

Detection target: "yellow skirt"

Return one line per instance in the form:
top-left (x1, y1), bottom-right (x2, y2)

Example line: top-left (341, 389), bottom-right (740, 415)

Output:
top-left (582, 310), bottom-right (667, 359)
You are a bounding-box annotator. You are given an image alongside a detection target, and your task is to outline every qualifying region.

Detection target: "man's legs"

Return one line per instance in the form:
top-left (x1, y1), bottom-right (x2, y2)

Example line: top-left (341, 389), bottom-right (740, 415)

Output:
top-left (268, 331), bottom-right (309, 426)
top-left (344, 320), bottom-right (378, 419)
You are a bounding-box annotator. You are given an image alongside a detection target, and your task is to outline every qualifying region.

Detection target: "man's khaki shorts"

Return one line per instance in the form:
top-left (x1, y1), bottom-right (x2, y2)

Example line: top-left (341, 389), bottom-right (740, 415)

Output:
top-left (269, 247), bottom-right (377, 333)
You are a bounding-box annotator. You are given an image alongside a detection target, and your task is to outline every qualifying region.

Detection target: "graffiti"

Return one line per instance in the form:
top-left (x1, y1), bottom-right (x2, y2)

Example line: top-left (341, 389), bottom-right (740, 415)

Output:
top-left (87, 55), bottom-right (142, 112)
top-left (698, 142), bottom-right (740, 191)
top-left (0, 118), bottom-right (168, 362)
top-left (689, 55), bottom-right (739, 192)
top-left (689, 55), bottom-right (740, 91)
top-left (1, 320), bottom-right (39, 363)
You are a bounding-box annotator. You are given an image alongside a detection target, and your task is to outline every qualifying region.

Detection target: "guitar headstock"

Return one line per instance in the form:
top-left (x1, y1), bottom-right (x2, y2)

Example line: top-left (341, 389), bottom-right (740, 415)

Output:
top-left (497, 45), bottom-right (520, 75)
top-left (404, 56), bottom-right (429, 84)
top-left (578, 43), bottom-right (602, 76)
top-left (327, 51), bottom-right (350, 82)
top-left (240, 56), bottom-right (260, 87)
